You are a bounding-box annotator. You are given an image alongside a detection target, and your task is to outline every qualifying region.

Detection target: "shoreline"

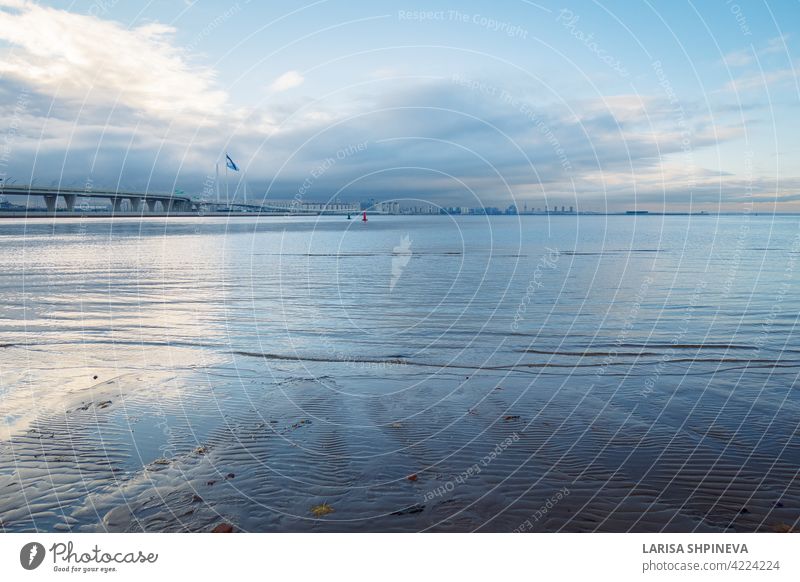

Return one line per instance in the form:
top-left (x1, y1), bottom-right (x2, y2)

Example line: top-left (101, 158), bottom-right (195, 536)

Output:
top-left (0, 211), bottom-right (795, 219)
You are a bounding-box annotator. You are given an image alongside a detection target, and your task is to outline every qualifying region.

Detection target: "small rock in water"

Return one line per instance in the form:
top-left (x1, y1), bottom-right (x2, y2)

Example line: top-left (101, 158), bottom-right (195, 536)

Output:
top-left (92, 375), bottom-right (98, 380)
top-left (504, 415), bottom-right (521, 421)
top-left (191, 494), bottom-right (203, 503)
top-left (206, 480), bottom-right (216, 486)
top-left (97, 400), bottom-right (112, 409)
top-left (311, 503), bottom-right (334, 517)
top-left (407, 474), bottom-right (418, 482)
top-left (739, 507), bottom-right (749, 514)
top-left (390, 422), bottom-right (402, 429)
top-left (226, 472), bottom-right (235, 479)
top-left (211, 523), bottom-right (234, 533)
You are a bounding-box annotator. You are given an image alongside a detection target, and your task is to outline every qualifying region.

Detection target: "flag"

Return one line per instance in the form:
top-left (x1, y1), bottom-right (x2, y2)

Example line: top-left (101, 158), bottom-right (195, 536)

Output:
top-left (225, 154), bottom-right (239, 172)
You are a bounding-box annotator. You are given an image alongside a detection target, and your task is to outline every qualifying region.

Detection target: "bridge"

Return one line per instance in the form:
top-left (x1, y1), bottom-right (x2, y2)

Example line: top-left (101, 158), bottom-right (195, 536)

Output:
top-left (0, 185), bottom-right (194, 213)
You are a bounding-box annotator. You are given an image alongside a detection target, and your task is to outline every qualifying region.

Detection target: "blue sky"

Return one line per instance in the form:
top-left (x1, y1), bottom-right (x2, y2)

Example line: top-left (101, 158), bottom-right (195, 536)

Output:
top-left (1, 0), bottom-right (798, 210)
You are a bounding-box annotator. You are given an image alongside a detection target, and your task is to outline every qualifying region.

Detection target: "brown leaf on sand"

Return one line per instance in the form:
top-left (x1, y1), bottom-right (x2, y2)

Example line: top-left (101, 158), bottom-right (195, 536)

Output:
top-left (311, 503), bottom-right (334, 517)
top-left (407, 474), bottom-right (418, 482)
top-left (211, 523), bottom-right (234, 533)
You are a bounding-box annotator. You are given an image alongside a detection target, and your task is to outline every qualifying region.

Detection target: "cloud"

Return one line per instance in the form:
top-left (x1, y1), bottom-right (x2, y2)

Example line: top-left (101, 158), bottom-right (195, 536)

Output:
top-left (721, 35), bottom-right (791, 67)
top-left (723, 68), bottom-right (797, 92)
top-left (720, 36), bottom-right (797, 95)
top-left (0, 0), bottom-right (228, 125)
top-left (218, 79), bottom-right (751, 209)
top-left (0, 68), bottom-right (759, 209)
top-left (0, 3), bottom-right (789, 210)
top-left (269, 71), bottom-right (305, 93)
top-left (722, 49), bottom-right (756, 68)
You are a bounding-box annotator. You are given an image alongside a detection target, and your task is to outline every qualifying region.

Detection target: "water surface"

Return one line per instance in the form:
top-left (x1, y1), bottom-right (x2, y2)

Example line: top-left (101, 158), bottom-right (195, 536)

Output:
top-left (0, 214), bottom-right (798, 532)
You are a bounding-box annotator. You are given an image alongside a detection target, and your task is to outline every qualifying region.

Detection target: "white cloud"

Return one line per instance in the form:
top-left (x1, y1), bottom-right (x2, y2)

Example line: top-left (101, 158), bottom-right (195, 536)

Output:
top-left (0, 0), bottom-right (229, 125)
top-left (269, 70), bottom-right (304, 92)
top-left (722, 49), bottom-right (755, 67)
top-left (721, 35), bottom-right (790, 67)
top-left (723, 68), bottom-right (797, 92)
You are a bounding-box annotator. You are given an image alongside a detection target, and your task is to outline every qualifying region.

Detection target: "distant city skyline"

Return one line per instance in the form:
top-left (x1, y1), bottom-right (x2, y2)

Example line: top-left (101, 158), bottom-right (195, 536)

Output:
top-left (1, 1), bottom-right (799, 211)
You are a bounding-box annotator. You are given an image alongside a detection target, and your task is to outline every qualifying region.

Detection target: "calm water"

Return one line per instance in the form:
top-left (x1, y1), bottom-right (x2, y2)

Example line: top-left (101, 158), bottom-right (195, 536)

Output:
top-left (0, 214), bottom-right (798, 532)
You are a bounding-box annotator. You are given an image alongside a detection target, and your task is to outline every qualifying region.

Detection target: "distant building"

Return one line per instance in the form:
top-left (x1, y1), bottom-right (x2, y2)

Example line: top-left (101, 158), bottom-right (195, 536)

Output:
top-left (262, 200), bottom-right (360, 214)
top-left (372, 201), bottom-right (400, 214)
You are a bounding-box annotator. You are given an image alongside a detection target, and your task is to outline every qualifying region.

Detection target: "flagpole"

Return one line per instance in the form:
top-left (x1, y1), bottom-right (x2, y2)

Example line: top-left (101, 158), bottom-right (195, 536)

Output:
top-left (225, 163), bottom-right (229, 206)
top-left (215, 161), bottom-right (220, 204)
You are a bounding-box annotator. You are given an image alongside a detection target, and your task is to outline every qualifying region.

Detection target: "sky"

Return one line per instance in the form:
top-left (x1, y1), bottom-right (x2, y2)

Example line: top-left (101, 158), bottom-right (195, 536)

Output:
top-left (0, 0), bottom-right (798, 211)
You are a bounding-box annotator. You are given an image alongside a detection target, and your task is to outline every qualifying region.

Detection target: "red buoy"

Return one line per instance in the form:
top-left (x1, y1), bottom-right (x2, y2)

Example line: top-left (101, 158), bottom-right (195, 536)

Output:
top-left (362, 211), bottom-right (368, 222)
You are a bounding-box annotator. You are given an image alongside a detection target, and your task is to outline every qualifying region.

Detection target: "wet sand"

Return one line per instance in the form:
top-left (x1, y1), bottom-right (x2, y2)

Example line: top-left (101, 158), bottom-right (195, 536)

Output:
top-left (1, 343), bottom-right (797, 533)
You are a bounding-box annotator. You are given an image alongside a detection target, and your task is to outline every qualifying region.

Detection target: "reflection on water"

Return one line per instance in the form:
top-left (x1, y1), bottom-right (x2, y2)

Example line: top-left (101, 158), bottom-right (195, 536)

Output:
top-left (0, 214), bottom-right (798, 532)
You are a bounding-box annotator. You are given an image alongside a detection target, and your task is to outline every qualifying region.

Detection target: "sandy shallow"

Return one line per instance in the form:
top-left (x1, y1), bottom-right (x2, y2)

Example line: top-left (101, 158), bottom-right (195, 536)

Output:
top-left (1, 344), bottom-right (797, 533)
